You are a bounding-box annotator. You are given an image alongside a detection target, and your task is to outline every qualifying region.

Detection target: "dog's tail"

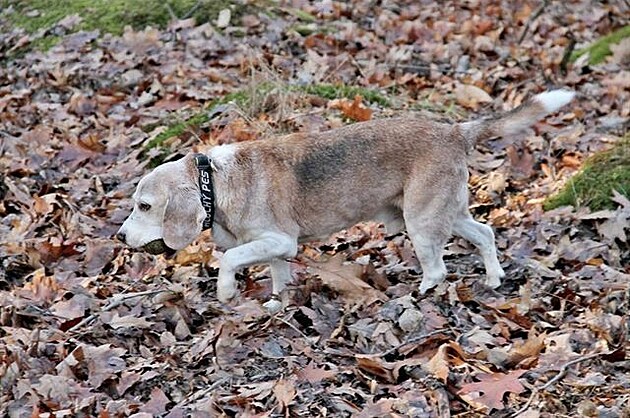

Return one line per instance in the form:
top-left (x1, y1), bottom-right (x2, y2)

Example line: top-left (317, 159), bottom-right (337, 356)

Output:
top-left (460, 89), bottom-right (575, 144)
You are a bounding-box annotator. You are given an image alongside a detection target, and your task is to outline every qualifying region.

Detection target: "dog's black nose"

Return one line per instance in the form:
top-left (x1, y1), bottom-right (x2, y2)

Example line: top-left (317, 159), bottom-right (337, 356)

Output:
top-left (116, 232), bottom-right (126, 243)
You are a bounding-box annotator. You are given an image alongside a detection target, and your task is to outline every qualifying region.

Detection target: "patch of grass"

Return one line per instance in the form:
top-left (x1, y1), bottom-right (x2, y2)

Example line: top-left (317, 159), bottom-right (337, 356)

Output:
top-left (300, 84), bottom-right (390, 107)
top-left (544, 137), bottom-right (630, 211)
top-left (412, 99), bottom-right (468, 119)
top-left (143, 89), bottom-right (252, 153)
top-left (571, 25), bottom-right (630, 65)
top-left (2, 0), bottom-right (241, 51)
top-left (143, 82), bottom-right (390, 156)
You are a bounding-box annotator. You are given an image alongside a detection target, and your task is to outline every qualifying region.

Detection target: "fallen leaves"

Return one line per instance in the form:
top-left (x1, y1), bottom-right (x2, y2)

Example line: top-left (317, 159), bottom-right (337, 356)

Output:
top-left (329, 95), bottom-right (373, 121)
top-left (305, 254), bottom-right (387, 306)
top-left (455, 84), bottom-right (493, 110)
top-left (459, 370), bottom-right (526, 411)
top-left (1, 0), bottom-right (629, 416)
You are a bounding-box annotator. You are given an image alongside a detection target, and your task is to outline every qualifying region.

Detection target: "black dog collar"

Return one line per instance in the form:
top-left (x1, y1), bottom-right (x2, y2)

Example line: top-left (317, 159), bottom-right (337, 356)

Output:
top-left (194, 154), bottom-right (215, 230)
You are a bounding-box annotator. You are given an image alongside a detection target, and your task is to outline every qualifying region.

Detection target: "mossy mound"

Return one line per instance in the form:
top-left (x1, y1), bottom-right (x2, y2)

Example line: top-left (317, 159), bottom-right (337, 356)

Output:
top-left (571, 25), bottom-right (630, 65)
top-left (544, 137), bottom-right (630, 211)
top-left (2, 0), bottom-right (240, 52)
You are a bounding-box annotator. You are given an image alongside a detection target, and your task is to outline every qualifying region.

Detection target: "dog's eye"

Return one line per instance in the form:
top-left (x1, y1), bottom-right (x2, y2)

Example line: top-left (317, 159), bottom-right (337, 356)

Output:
top-left (138, 202), bottom-right (151, 211)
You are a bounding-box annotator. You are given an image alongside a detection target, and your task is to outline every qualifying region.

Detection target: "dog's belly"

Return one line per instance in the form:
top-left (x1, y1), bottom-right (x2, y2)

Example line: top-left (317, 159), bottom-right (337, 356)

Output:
top-left (296, 196), bottom-right (402, 242)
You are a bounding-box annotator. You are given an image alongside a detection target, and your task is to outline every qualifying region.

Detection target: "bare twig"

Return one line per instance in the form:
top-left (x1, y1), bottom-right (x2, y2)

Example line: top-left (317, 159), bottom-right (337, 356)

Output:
top-left (164, 3), bottom-right (179, 21)
top-left (350, 55), bottom-right (367, 80)
top-left (68, 289), bottom-right (170, 332)
top-left (274, 313), bottom-right (312, 341)
top-left (360, 328), bottom-right (451, 358)
top-left (511, 351), bottom-right (609, 417)
top-left (518, 0), bottom-right (550, 45)
top-left (180, 376), bottom-right (231, 406)
top-left (182, 1), bottom-right (202, 20)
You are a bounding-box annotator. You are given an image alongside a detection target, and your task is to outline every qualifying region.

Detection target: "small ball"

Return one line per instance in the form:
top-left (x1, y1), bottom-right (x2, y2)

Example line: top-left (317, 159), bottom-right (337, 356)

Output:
top-left (144, 239), bottom-right (168, 255)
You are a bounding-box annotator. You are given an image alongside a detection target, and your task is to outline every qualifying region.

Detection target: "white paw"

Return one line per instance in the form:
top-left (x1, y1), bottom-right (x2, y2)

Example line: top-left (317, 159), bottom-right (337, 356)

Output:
top-left (485, 270), bottom-right (505, 289)
top-left (217, 281), bottom-right (238, 303)
top-left (419, 275), bottom-right (446, 294)
top-left (483, 264), bottom-right (505, 289)
top-left (419, 265), bottom-right (447, 294)
top-left (262, 299), bottom-right (283, 314)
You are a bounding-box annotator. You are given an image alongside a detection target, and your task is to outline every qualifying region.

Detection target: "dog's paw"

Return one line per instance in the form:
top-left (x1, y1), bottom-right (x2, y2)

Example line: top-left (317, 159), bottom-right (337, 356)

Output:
top-left (419, 278), bottom-right (442, 295)
top-left (485, 272), bottom-right (504, 289)
top-left (484, 265), bottom-right (505, 289)
top-left (419, 268), bottom-right (447, 295)
top-left (262, 298), bottom-right (283, 314)
top-left (217, 282), bottom-right (239, 303)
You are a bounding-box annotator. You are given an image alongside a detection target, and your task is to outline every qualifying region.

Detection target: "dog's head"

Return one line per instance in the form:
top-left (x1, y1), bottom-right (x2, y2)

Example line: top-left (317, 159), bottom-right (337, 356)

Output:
top-left (116, 155), bottom-right (206, 255)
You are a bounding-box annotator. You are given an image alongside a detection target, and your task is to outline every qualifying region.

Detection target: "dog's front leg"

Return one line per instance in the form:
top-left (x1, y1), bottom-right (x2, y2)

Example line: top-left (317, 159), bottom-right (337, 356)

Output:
top-left (216, 233), bottom-right (297, 303)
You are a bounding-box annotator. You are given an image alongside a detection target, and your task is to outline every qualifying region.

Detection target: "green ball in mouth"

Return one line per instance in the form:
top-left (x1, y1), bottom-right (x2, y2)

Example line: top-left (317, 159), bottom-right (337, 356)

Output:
top-left (143, 239), bottom-right (171, 255)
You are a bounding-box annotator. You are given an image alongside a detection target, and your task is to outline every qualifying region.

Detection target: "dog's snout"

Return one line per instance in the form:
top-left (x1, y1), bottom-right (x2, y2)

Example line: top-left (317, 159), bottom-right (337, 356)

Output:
top-left (116, 231), bottom-right (127, 243)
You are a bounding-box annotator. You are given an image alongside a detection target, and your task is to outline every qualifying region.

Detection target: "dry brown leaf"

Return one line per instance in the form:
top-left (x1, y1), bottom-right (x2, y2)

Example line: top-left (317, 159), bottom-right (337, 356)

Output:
top-left (273, 379), bottom-right (296, 410)
top-left (425, 341), bottom-right (468, 382)
top-left (330, 95), bottom-right (373, 121)
top-left (296, 362), bottom-right (337, 383)
top-left (506, 145), bottom-right (535, 178)
top-left (140, 387), bottom-right (170, 415)
top-left (458, 370), bottom-right (526, 411)
top-left (455, 84), bottom-right (493, 110)
top-left (356, 356), bottom-right (395, 383)
top-left (20, 269), bottom-right (60, 303)
top-left (306, 255), bottom-right (387, 305)
top-left (50, 295), bottom-right (89, 319)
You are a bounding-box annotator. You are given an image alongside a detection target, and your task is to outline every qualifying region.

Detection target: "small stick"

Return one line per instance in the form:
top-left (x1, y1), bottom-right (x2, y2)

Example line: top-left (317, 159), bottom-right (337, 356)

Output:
top-left (511, 351), bottom-right (608, 417)
top-left (358, 328), bottom-right (451, 358)
top-left (517, 0), bottom-right (550, 45)
top-left (164, 3), bottom-right (179, 21)
top-left (183, 1), bottom-right (202, 19)
top-left (180, 376), bottom-right (231, 406)
top-left (68, 289), bottom-right (170, 332)
top-left (274, 313), bottom-right (312, 341)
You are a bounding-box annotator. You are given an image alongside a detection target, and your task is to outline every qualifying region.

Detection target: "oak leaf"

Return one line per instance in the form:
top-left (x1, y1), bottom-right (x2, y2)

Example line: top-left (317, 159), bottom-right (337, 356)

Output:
top-left (425, 341), bottom-right (468, 382)
top-left (296, 362), bottom-right (337, 383)
top-left (459, 370), bottom-right (526, 410)
top-left (306, 255), bottom-right (387, 305)
top-left (330, 95), bottom-right (373, 121)
top-left (455, 84), bottom-right (493, 110)
top-left (274, 379), bottom-right (296, 410)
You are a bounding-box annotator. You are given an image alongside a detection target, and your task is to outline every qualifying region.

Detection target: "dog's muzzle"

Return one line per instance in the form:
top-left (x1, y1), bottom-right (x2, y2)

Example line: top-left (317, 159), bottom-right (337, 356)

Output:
top-left (143, 239), bottom-right (176, 256)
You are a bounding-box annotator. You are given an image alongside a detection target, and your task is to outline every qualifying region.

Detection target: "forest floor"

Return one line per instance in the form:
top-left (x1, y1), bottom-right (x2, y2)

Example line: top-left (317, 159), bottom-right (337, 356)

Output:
top-left (1, 1), bottom-right (629, 417)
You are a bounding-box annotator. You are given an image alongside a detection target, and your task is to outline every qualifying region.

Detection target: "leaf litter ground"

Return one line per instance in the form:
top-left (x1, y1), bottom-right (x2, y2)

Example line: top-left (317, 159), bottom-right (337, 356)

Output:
top-left (1, 1), bottom-right (629, 417)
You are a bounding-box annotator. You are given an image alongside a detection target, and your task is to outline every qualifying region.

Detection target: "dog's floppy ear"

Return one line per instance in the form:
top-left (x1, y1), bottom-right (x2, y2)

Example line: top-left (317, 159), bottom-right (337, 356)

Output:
top-left (162, 186), bottom-right (206, 250)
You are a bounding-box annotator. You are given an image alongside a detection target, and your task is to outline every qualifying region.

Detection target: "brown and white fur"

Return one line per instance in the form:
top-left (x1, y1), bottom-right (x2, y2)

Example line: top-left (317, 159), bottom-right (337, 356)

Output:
top-left (117, 89), bottom-right (575, 311)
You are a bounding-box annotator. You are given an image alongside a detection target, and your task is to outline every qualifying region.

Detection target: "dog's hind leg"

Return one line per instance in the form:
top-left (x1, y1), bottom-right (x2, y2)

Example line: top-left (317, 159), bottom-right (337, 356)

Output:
top-left (374, 206), bottom-right (405, 235)
top-left (453, 214), bottom-right (504, 288)
top-left (403, 188), bottom-right (456, 294)
top-left (262, 259), bottom-right (293, 313)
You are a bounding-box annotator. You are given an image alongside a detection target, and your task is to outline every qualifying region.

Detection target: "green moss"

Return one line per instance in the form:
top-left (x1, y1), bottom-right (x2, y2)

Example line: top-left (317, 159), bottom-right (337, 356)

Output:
top-left (141, 82), bottom-right (390, 166)
top-left (412, 99), bottom-right (468, 119)
top-left (571, 25), bottom-right (630, 65)
top-left (544, 137), bottom-right (630, 211)
top-left (2, 0), bottom-right (242, 51)
top-left (300, 84), bottom-right (390, 107)
top-left (143, 89), bottom-right (251, 153)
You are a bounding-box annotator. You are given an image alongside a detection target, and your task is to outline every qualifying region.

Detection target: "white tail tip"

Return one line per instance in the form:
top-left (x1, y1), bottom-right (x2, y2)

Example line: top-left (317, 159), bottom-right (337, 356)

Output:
top-left (534, 89), bottom-right (576, 113)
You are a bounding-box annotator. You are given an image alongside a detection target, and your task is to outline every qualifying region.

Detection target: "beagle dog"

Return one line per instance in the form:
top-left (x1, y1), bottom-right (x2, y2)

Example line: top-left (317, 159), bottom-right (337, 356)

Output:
top-left (117, 89), bottom-right (574, 311)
